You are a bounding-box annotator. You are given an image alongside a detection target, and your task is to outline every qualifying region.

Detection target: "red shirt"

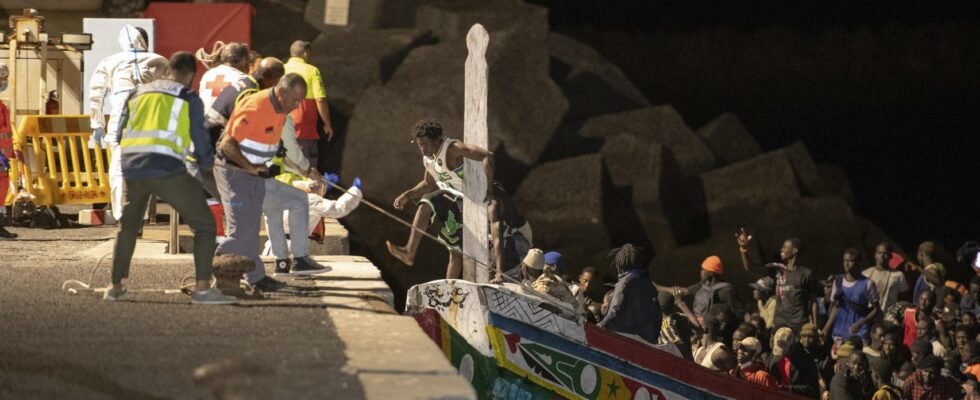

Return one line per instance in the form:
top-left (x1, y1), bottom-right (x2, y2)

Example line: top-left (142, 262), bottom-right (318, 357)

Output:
top-left (737, 361), bottom-right (779, 389)
top-left (904, 308), bottom-right (917, 349)
top-left (902, 371), bottom-right (961, 400)
top-left (778, 357), bottom-right (792, 386)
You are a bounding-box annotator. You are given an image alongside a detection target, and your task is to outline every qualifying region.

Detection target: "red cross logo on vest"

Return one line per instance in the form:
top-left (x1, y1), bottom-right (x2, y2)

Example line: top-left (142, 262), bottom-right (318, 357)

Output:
top-left (205, 75), bottom-right (231, 97)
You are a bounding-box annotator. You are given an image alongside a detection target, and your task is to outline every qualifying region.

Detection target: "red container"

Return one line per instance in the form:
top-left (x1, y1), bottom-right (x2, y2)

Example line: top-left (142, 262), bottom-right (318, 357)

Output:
top-left (209, 202), bottom-right (224, 237)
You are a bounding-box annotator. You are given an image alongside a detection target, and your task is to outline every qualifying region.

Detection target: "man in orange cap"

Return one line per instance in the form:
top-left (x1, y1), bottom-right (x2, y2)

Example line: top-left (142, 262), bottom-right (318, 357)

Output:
top-left (686, 255), bottom-right (743, 321)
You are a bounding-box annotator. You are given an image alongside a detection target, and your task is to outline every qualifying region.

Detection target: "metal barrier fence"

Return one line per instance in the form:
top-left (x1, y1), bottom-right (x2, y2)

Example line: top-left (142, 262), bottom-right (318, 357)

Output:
top-left (5, 115), bottom-right (110, 206)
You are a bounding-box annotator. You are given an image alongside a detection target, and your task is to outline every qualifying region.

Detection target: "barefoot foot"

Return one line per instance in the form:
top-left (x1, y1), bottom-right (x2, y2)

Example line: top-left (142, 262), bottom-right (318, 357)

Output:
top-left (386, 240), bottom-right (415, 266)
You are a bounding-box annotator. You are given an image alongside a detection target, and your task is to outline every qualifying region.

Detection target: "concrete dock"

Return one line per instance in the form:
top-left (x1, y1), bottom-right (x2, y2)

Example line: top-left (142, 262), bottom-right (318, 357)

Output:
top-left (0, 218), bottom-right (475, 399)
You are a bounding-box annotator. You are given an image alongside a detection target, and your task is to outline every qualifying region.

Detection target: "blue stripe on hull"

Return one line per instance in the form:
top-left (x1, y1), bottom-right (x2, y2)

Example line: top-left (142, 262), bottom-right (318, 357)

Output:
top-left (488, 312), bottom-right (729, 400)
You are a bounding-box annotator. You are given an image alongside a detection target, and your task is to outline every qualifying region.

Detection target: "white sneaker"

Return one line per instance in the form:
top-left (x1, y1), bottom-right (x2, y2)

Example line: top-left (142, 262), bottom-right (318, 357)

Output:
top-left (191, 287), bottom-right (238, 305)
top-left (103, 286), bottom-right (127, 301)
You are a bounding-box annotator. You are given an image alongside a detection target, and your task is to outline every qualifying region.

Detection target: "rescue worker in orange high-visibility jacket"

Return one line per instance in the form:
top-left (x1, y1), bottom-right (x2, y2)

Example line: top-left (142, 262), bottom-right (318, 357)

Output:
top-left (213, 73), bottom-right (307, 292)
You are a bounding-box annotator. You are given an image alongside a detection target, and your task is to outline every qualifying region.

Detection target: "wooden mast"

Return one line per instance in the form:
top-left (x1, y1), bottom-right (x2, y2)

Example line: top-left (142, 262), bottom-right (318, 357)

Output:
top-left (462, 24), bottom-right (490, 283)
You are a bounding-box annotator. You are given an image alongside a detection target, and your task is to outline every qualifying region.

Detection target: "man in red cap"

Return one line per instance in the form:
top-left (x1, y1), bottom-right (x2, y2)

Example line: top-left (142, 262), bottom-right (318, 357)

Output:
top-left (683, 255), bottom-right (743, 321)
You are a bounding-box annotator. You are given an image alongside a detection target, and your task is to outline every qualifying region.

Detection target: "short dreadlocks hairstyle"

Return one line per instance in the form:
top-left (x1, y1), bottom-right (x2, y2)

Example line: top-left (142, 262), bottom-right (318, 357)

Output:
top-left (412, 119), bottom-right (443, 140)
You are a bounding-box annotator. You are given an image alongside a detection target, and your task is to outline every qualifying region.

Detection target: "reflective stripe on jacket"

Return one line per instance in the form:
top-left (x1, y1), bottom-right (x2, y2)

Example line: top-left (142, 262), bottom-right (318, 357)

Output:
top-left (115, 79), bottom-right (213, 180)
top-left (121, 91), bottom-right (192, 162)
top-left (224, 88), bottom-right (285, 165)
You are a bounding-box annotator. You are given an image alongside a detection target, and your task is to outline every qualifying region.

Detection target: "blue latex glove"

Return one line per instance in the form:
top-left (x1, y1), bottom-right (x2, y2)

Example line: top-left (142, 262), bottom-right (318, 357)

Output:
top-left (352, 177), bottom-right (362, 190)
top-left (90, 127), bottom-right (106, 147)
top-left (323, 172), bottom-right (340, 186)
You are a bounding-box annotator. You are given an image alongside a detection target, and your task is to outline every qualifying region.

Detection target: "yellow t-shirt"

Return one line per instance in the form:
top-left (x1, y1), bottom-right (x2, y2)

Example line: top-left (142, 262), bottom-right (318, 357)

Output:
top-left (284, 57), bottom-right (326, 100)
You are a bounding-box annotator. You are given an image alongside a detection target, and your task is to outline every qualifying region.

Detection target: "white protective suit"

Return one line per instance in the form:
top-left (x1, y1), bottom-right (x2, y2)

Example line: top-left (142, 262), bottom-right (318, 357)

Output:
top-left (88, 25), bottom-right (168, 220)
top-left (261, 186), bottom-right (362, 256)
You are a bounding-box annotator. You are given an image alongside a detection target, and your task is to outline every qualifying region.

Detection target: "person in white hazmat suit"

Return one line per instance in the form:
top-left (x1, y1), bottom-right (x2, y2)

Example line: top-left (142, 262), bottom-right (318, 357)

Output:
top-left (88, 25), bottom-right (168, 221)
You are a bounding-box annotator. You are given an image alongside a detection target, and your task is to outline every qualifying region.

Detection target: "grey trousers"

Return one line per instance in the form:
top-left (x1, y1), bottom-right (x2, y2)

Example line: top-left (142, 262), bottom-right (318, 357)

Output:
top-left (112, 172), bottom-right (216, 283)
top-left (214, 164), bottom-right (266, 284)
top-left (263, 179), bottom-right (310, 260)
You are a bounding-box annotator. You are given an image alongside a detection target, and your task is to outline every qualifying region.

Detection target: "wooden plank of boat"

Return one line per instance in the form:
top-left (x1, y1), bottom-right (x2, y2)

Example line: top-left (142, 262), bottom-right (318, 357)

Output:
top-left (415, 308), bottom-right (557, 399)
top-left (487, 312), bottom-right (805, 400)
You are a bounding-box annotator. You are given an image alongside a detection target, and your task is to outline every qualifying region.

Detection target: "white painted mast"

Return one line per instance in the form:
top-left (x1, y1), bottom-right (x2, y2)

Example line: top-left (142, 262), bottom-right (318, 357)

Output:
top-left (462, 24), bottom-right (490, 283)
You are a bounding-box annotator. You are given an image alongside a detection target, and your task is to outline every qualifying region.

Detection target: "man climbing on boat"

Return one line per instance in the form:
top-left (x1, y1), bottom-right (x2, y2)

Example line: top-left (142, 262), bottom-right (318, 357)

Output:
top-left (388, 119), bottom-right (523, 280)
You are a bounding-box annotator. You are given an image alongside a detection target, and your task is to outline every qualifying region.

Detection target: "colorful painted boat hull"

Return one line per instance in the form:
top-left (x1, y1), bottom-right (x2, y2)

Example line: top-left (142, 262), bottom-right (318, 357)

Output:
top-left (408, 280), bottom-right (802, 400)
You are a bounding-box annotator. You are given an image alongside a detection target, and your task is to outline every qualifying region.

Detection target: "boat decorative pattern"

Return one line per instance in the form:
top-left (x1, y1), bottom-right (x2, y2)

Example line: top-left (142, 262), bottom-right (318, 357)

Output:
top-left (484, 286), bottom-right (586, 344)
top-left (407, 280), bottom-right (494, 356)
top-left (488, 312), bottom-right (704, 400)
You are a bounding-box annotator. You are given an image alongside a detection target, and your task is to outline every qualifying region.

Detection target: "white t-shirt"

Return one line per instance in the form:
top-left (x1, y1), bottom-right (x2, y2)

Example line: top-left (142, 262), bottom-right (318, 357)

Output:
top-left (198, 64), bottom-right (247, 111)
top-left (862, 267), bottom-right (908, 311)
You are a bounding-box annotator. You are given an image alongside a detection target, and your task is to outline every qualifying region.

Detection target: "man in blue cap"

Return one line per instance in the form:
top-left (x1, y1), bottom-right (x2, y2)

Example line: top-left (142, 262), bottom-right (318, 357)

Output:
top-left (532, 250), bottom-right (582, 318)
top-left (543, 251), bottom-right (564, 275)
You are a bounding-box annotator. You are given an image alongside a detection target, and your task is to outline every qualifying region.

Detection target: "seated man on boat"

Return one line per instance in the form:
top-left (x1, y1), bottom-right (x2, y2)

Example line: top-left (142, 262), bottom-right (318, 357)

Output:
top-left (597, 244), bottom-right (663, 344)
top-left (387, 119), bottom-right (527, 281)
top-left (693, 317), bottom-right (737, 372)
top-left (531, 251), bottom-right (582, 317)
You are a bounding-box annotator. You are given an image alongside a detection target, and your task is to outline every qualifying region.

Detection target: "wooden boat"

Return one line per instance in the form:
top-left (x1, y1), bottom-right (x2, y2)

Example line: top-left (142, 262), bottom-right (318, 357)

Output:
top-left (406, 279), bottom-right (803, 400)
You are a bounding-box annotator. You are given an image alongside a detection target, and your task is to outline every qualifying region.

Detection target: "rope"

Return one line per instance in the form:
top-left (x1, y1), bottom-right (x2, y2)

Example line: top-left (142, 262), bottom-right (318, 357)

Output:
top-left (195, 41), bottom-right (227, 70)
top-left (319, 179), bottom-right (579, 317)
top-left (57, 176), bottom-right (576, 316)
top-left (62, 252), bottom-right (196, 296)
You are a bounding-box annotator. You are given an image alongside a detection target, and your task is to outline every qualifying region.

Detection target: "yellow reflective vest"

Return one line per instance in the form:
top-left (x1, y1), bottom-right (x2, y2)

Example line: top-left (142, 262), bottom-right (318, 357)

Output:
top-left (120, 90), bottom-right (193, 163)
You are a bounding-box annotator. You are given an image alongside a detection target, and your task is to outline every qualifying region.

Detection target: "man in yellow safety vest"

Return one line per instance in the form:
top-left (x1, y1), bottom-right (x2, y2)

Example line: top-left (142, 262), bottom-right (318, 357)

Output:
top-left (105, 51), bottom-right (236, 305)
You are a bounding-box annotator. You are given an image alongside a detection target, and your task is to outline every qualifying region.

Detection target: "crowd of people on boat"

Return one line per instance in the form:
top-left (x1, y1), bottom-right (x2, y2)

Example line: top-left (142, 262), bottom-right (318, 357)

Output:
top-left (366, 105), bottom-right (980, 400)
top-left (499, 235), bottom-right (980, 400)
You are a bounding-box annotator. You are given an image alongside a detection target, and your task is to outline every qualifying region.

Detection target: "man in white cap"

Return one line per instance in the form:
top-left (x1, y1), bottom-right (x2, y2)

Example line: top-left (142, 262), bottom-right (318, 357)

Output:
top-left (519, 248), bottom-right (545, 286)
top-left (0, 61), bottom-right (15, 238)
top-left (734, 337), bottom-right (779, 388)
top-left (88, 25), bottom-right (168, 221)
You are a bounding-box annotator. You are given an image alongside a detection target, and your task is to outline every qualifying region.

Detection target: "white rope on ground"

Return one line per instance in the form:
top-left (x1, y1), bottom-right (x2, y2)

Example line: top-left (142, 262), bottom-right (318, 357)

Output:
top-left (62, 252), bottom-right (196, 296)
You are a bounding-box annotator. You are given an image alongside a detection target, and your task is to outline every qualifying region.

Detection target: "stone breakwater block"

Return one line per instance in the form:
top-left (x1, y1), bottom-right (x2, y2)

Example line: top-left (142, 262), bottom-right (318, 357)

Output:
top-left (78, 209), bottom-right (105, 225)
top-left (548, 33), bottom-right (650, 120)
top-left (515, 154), bottom-right (610, 267)
top-left (696, 112), bottom-right (763, 166)
top-left (580, 105), bottom-right (715, 176)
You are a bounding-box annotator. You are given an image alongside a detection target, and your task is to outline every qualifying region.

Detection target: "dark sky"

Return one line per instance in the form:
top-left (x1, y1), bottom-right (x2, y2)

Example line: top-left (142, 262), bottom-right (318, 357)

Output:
top-left (533, 0), bottom-right (980, 255)
top-left (539, 1), bottom-right (980, 32)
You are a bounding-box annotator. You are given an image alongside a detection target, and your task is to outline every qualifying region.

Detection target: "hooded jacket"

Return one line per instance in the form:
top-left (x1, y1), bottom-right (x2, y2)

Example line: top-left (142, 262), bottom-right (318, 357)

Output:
top-left (88, 25), bottom-right (168, 137)
top-left (598, 268), bottom-right (662, 344)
